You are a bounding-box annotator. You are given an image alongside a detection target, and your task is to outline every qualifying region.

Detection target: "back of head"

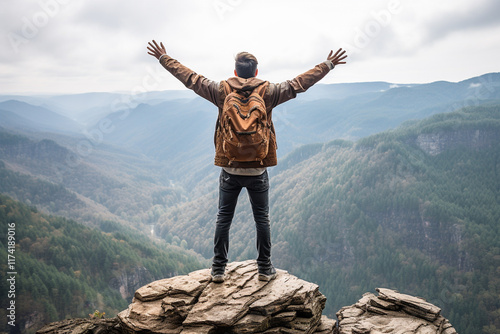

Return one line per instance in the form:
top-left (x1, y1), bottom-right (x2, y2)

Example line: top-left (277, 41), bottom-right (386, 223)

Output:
top-left (235, 52), bottom-right (258, 79)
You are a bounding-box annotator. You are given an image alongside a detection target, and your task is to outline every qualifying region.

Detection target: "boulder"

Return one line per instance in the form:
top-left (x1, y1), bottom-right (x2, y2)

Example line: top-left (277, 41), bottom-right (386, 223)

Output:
top-left (117, 260), bottom-right (333, 333)
top-left (336, 288), bottom-right (457, 334)
top-left (36, 264), bottom-right (459, 334)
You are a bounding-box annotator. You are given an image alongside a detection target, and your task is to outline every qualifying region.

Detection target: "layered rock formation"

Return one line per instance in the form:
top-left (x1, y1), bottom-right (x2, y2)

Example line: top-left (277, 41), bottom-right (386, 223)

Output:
top-left (415, 128), bottom-right (500, 156)
top-left (337, 288), bottom-right (457, 334)
top-left (36, 261), bottom-right (457, 334)
top-left (118, 260), bottom-right (334, 333)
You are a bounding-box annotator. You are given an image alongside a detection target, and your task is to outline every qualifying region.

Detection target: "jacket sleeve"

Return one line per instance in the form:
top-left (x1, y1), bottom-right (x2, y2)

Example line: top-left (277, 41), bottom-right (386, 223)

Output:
top-left (159, 55), bottom-right (221, 107)
top-left (266, 61), bottom-right (332, 109)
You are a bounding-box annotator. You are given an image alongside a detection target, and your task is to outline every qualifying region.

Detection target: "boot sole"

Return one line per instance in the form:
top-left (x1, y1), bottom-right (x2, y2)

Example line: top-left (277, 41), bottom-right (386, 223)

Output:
top-left (258, 273), bottom-right (277, 281)
top-left (211, 274), bottom-right (225, 283)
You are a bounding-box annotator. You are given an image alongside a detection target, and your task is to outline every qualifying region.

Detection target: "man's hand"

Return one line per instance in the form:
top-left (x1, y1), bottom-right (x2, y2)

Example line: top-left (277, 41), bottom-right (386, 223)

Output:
top-left (327, 48), bottom-right (347, 67)
top-left (147, 40), bottom-right (167, 60)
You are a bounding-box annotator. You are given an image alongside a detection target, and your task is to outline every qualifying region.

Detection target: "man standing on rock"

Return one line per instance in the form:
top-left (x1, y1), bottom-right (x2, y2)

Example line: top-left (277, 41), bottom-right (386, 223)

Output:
top-left (147, 40), bottom-right (347, 283)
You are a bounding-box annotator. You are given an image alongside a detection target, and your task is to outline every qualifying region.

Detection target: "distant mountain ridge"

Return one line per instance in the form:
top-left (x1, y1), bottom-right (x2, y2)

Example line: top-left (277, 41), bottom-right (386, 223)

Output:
top-left (0, 130), bottom-right (184, 228)
top-left (0, 100), bottom-right (82, 133)
top-left (1, 72), bottom-right (498, 144)
top-left (75, 72), bottom-right (500, 186)
top-left (0, 90), bottom-right (197, 125)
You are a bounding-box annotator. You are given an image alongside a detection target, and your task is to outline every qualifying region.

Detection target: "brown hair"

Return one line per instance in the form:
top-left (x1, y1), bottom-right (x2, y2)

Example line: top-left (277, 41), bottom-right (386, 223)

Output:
top-left (235, 52), bottom-right (258, 79)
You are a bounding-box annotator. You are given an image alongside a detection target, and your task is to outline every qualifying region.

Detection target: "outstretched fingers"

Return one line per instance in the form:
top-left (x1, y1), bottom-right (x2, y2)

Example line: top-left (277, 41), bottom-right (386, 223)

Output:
top-left (152, 40), bottom-right (162, 51)
top-left (147, 44), bottom-right (156, 57)
top-left (147, 41), bottom-right (158, 57)
top-left (328, 48), bottom-right (347, 65)
top-left (147, 40), bottom-right (166, 59)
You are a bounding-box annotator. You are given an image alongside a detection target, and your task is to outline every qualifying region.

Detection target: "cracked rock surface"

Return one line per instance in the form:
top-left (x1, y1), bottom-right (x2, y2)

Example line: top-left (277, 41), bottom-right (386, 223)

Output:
top-left (36, 263), bottom-right (459, 334)
top-left (118, 260), bottom-right (333, 334)
top-left (337, 288), bottom-right (457, 334)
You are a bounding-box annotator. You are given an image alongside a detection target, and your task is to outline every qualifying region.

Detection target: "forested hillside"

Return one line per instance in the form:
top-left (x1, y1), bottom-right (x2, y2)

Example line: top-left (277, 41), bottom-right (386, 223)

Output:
top-left (0, 194), bottom-right (204, 333)
top-left (0, 130), bottom-right (184, 229)
top-left (156, 105), bottom-right (500, 333)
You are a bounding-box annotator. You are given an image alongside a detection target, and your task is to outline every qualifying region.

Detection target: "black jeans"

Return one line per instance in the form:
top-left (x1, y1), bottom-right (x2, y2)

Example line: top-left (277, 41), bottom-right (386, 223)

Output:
top-left (213, 169), bottom-right (272, 269)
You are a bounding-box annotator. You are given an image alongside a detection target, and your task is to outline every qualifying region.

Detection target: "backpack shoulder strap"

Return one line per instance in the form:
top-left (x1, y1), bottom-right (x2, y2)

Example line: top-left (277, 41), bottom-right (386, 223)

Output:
top-left (219, 80), bottom-right (269, 108)
top-left (254, 81), bottom-right (269, 96)
top-left (222, 80), bottom-right (269, 96)
top-left (215, 81), bottom-right (231, 139)
top-left (221, 81), bottom-right (232, 98)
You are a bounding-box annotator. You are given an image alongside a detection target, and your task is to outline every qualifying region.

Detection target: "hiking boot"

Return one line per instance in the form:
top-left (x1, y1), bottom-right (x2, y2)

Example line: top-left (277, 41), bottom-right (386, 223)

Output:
top-left (258, 265), bottom-right (277, 281)
top-left (211, 266), bottom-right (225, 283)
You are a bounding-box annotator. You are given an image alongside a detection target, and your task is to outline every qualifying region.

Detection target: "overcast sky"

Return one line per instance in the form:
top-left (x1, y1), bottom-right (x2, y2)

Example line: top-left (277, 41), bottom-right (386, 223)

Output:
top-left (1, 0), bottom-right (499, 94)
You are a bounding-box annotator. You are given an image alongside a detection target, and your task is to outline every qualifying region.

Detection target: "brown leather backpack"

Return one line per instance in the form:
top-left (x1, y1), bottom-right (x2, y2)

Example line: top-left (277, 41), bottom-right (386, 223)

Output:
top-left (218, 81), bottom-right (270, 165)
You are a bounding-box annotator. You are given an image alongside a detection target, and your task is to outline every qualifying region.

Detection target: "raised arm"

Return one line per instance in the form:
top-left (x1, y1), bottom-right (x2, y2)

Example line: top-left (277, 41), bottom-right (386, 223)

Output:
top-left (266, 48), bottom-right (347, 109)
top-left (146, 40), bottom-right (220, 106)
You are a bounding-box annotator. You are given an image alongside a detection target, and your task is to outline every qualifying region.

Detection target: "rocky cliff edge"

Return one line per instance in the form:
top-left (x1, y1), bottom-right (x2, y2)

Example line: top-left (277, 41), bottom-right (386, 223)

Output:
top-left (37, 260), bottom-right (457, 334)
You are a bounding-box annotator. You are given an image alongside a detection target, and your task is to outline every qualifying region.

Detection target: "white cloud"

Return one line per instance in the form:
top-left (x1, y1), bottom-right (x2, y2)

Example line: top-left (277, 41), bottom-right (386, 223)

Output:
top-left (419, 0), bottom-right (500, 44)
top-left (0, 0), bottom-right (499, 94)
